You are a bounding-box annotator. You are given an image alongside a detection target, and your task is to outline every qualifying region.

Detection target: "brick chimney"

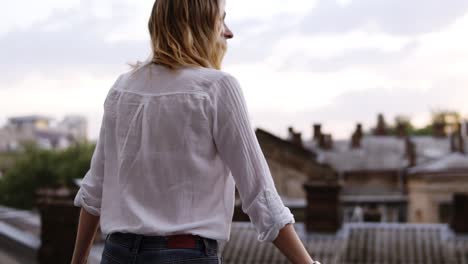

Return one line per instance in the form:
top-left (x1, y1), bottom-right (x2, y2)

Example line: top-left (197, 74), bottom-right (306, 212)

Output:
top-left (319, 133), bottom-right (333, 150)
top-left (465, 121), bottom-right (468, 137)
top-left (313, 124), bottom-right (322, 141)
top-left (292, 132), bottom-right (303, 147)
top-left (405, 137), bottom-right (416, 167)
top-left (36, 186), bottom-right (82, 264)
top-left (373, 113), bottom-right (388, 136)
top-left (303, 182), bottom-right (342, 233)
top-left (450, 193), bottom-right (468, 234)
top-left (350, 123), bottom-right (363, 149)
top-left (432, 121), bottom-right (446, 138)
top-left (288, 127), bottom-right (303, 147)
top-left (450, 122), bottom-right (465, 153)
top-left (288, 126), bottom-right (294, 140)
top-left (396, 121), bottom-right (408, 138)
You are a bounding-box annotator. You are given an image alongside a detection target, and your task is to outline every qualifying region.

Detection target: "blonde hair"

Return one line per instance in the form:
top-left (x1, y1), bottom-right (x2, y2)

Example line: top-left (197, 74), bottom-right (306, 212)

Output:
top-left (145, 0), bottom-right (227, 70)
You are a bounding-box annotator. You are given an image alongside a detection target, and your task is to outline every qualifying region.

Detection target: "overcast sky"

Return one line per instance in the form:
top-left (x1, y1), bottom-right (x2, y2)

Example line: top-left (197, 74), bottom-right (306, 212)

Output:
top-left (1, 0), bottom-right (468, 140)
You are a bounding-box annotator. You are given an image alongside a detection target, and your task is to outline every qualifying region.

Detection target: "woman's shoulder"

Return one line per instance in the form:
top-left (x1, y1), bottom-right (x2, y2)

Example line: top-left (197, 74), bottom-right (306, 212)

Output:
top-left (109, 63), bottom-right (240, 93)
top-left (188, 67), bottom-right (238, 86)
top-left (173, 67), bottom-right (241, 96)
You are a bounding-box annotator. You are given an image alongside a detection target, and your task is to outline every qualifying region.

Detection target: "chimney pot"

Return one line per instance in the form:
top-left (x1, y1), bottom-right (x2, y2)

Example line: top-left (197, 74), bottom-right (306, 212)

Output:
top-left (287, 126), bottom-right (294, 141)
top-left (373, 113), bottom-right (388, 136)
top-left (350, 123), bottom-right (363, 149)
top-left (456, 122), bottom-right (462, 135)
top-left (313, 124), bottom-right (322, 141)
top-left (405, 137), bottom-right (416, 167)
top-left (450, 123), bottom-right (465, 153)
top-left (432, 121), bottom-right (446, 138)
top-left (319, 133), bottom-right (333, 150)
top-left (465, 121), bottom-right (468, 137)
top-left (292, 132), bottom-right (303, 147)
top-left (396, 122), bottom-right (408, 138)
top-left (287, 127), bottom-right (303, 147)
top-left (356, 123), bottom-right (363, 135)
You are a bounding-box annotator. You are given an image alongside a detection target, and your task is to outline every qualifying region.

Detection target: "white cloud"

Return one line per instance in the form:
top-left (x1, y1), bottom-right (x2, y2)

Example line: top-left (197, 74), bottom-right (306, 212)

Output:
top-left (0, 0), bottom-right (80, 35)
top-left (300, 0), bottom-right (468, 35)
top-left (1, 0), bottom-right (468, 141)
top-left (271, 30), bottom-right (413, 60)
top-left (226, 0), bottom-right (318, 21)
top-left (413, 13), bottom-right (468, 75)
top-left (336, 0), bottom-right (353, 8)
top-left (0, 72), bottom-right (116, 138)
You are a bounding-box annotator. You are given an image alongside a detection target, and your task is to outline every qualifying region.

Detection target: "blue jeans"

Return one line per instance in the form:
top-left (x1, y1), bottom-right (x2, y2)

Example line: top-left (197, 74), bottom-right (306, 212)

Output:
top-left (101, 232), bottom-right (222, 264)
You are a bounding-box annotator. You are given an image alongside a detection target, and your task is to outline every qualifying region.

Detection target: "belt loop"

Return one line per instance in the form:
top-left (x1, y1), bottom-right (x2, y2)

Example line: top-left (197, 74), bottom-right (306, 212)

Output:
top-left (131, 234), bottom-right (143, 255)
top-left (202, 238), bottom-right (210, 256)
top-left (202, 238), bottom-right (217, 257)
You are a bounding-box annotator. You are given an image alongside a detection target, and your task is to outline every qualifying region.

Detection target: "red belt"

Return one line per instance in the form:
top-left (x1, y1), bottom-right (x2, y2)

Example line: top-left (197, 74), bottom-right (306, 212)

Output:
top-left (108, 232), bottom-right (204, 250)
top-left (166, 234), bottom-right (198, 249)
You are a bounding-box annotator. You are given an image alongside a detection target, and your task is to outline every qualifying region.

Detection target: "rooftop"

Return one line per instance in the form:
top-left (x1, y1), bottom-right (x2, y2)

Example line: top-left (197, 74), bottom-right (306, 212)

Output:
top-left (304, 134), bottom-right (468, 173)
top-left (408, 152), bottom-right (468, 174)
top-left (1, 205), bottom-right (467, 264)
top-left (7, 115), bottom-right (52, 124)
top-left (223, 222), bottom-right (468, 264)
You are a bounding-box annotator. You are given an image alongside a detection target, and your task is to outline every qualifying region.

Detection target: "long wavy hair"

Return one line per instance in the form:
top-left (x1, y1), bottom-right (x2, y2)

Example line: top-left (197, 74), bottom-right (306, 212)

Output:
top-left (145, 0), bottom-right (227, 70)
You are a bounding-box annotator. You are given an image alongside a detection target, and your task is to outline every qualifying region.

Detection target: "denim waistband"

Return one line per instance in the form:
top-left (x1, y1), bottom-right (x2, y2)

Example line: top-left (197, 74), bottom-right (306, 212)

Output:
top-left (106, 232), bottom-right (218, 255)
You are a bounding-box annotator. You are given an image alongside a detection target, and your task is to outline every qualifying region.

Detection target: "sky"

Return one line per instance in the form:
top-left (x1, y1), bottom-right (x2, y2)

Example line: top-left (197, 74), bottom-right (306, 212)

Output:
top-left (1, 0), bottom-right (468, 141)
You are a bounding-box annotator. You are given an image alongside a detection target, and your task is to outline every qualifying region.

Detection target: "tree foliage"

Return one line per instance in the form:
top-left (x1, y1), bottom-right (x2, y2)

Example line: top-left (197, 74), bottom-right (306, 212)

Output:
top-left (368, 110), bottom-right (463, 136)
top-left (0, 142), bottom-right (95, 209)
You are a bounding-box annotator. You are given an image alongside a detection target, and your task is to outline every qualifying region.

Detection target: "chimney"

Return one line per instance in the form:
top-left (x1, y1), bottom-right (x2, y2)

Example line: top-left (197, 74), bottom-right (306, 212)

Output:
top-left (319, 133), bottom-right (333, 150)
top-left (450, 122), bottom-right (465, 153)
top-left (35, 186), bottom-right (83, 264)
top-left (287, 127), bottom-right (303, 147)
top-left (450, 193), bottom-right (468, 234)
top-left (450, 131), bottom-right (456, 152)
top-left (292, 132), bottom-right (303, 147)
top-left (303, 181), bottom-right (342, 233)
top-left (288, 126), bottom-right (294, 140)
top-left (405, 137), bottom-right (416, 167)
top-left (457, 122), bottom-right (465, 153)
top-left (432, 121), bottom-right (446, 138)
top-left (350, 123), bottom-right (363, 149)
top-left (465, 121), bottom-right (468, 137)
top-left (313, 124), bottom-right (322, 141)
top-left (373, 113), bottom-right (388, 136)
top-left (396, 121), bottom-right (408, 138)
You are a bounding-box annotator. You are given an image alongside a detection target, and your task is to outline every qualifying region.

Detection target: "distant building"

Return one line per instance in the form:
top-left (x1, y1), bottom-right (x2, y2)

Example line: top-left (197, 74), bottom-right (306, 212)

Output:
top-left (56, 115), bottom-right (88, 143)
top-left (407, 153), bottom-right (468, 223)
top-left (223, 186), bottom-right (468, 264)
top-left (255, 128), bottom-right (336, 199)
top-left (7, 115), bottom-right (52, 131)
top-left (0, 118), bottom-right (37, 152)
top-left (294, 115), bottom-right (468, 224)
top-left (0, 114), bottom-right (88, 152)
top-left (1, 122), bottom-right (468, 264)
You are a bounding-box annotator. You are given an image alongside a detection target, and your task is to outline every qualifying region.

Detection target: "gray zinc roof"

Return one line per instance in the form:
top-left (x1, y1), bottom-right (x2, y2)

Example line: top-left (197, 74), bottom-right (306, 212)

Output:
top-left (304, 135), bottom-right (459, 172)
top-left (2, 205), bottom-right (468, 264)
top-left (223, 222), bottom-right (468, 264)
top-left (408, 152), bottom-right (468, 174)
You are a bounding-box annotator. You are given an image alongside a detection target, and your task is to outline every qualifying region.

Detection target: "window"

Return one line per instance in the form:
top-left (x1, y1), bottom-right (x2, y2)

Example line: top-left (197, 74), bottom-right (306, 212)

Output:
top-left (438, 202), bottom-right (452, 223)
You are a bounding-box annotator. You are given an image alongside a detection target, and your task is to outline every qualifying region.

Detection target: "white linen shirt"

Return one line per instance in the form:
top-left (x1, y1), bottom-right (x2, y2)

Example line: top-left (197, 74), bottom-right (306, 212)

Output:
top-left (73, 63), bottom-right (295, 251)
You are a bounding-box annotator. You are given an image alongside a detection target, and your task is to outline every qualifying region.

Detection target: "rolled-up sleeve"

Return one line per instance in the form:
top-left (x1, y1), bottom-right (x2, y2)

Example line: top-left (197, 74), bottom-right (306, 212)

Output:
top-left (73, 114), bottom-right (106, 216)
top-left (210, 74), bottom-right (295, 242)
